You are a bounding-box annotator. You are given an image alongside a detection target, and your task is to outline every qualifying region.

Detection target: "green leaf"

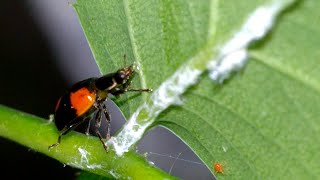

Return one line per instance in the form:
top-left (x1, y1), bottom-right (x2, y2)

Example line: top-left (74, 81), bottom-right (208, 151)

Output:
top-left (74, 0), bottom-right (320, 179)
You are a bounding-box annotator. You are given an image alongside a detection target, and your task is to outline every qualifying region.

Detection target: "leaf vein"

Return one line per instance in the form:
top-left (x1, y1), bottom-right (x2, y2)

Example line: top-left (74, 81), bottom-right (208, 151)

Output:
top-left (191, 91), bottom-right (314, 176)
top-left (178, 105), bottom-right (259, 177)
top-left (250, 52), bottom-right (320, 95)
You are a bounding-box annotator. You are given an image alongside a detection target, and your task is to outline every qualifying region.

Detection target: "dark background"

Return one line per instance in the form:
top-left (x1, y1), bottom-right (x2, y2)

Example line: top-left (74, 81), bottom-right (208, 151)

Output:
top-left (0, 1), bottom-right (75, 179)
top-left (0, 1), bottom-right (213, 179)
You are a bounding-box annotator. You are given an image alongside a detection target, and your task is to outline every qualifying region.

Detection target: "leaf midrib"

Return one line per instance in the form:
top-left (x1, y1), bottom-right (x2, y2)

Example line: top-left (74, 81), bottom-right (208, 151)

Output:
top-left (123, 0), bottom-right (148, 91)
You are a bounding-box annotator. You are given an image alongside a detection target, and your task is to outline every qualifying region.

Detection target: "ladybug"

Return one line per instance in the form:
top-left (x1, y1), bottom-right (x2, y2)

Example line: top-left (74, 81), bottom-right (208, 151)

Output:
top-left (48, 64), bottom-right (151, 151)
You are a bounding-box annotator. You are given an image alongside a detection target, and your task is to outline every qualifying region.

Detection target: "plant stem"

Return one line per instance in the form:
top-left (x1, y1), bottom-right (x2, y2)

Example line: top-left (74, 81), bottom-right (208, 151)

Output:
top-left (0, 105), bottom-right (176, 179)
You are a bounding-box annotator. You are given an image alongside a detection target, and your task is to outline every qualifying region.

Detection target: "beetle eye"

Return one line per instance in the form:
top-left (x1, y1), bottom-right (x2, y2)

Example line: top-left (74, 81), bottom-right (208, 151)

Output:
top-left (120, 73), bottom-right (126, 79)
top-left (114, 71), bottom-right (128, 84)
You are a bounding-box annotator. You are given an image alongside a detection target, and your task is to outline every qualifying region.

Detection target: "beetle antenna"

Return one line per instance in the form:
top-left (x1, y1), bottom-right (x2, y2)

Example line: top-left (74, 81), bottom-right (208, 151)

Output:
top-left (123, 54), bottom-right (127, 67)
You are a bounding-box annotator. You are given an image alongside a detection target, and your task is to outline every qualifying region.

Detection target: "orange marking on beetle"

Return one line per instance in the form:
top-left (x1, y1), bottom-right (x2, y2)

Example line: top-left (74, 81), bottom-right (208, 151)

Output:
top-left (70, 87), bottom-right (96, 116)
top-left (214, 162), bottom-right (224, 174)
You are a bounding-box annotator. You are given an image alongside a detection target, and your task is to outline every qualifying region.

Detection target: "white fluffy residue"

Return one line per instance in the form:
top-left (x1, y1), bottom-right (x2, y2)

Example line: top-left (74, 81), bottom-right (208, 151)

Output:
top-left (78, 147), bottom-right (90, 164)
top-left (108, 170), bottom-right (120, 179)
top-left (70, 147), bottom-right (103, 170)
top-left (87, 164), bottom-right (103, 169)
top-left (209, 49), bottom-right (248, 83)
top-left (109, 0), bottom-right (292, 156)
top-left (208, 1), bottom-right (285, 83)
top-left (109, 66), bottom-right (201, 156)
top-left (109, 104), bottom-right (153, 156)
top-left (152, 66), bottom-right (201, 108)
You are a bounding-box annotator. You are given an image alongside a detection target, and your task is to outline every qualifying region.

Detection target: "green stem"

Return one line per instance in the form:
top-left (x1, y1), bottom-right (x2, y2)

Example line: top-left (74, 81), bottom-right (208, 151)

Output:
top-left (0, 105), bottom-right (176, 179)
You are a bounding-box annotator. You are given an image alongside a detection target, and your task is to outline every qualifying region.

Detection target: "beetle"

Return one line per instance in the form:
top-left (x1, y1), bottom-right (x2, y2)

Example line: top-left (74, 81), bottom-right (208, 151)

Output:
top-left (48, 63), bottom-right (151, 151)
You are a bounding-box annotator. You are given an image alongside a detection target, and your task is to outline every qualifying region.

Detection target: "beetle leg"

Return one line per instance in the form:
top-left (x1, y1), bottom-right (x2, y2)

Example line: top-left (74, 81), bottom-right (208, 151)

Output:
top-left (124, 80), bottom-right (152, 92)
top-left (125, 88), bottom-right (152, 92)
top-left (85, 121), bottom-right (91, 136)
top-left (95, 107), bottom-right (103, 128)
top-left (85, 115), bottom-right (95, 136)
top-left (48, 119), bottom-right (85, 150)
top-left (122, 77), bottom-right (152, 92)
top-left (48, 135), bottom-right (62, 150)
top-left (94, 106), bottom-right (109, 152)
top-left (102, 104), bottom-right (111, 140)
top-left (112, 82), bottom-right (152, 96)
